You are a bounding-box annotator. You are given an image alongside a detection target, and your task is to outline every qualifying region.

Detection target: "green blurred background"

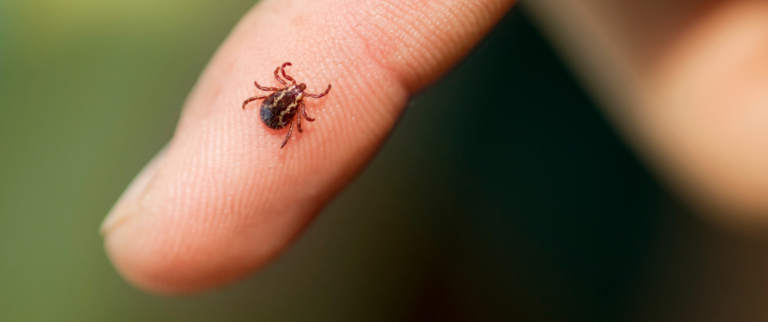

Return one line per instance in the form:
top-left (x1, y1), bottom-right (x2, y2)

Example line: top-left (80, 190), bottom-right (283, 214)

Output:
top-left (3, 1), bottom-right (768, 321)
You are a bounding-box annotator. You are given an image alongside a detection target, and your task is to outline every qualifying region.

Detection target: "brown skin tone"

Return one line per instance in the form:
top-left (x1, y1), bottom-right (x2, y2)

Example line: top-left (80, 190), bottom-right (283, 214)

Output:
top-left (102, 0), bottom-right (768, 295)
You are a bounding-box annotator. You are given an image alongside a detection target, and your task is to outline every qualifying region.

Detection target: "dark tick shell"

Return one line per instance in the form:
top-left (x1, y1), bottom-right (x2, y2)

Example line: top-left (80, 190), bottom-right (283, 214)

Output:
top-left (260, 85), bottom-right (303, 129)
top-left (242, 62), bottom-right (331, 148)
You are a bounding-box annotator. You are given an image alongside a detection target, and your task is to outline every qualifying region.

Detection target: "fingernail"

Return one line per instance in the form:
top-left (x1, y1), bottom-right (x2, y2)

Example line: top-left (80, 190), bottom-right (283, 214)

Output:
top-left (100, 145), bottom-right (168, 237)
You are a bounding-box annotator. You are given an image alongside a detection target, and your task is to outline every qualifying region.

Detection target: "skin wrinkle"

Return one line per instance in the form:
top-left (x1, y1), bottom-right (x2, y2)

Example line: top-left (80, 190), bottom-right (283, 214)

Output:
top-left (377, 1), bottom-right (437, 70)
top-left (346, 2), bottom-right (434, 91)
top-left (417, 2), bottom-right (461, 77)
top-left (347, 14), bottom-right (406, 96)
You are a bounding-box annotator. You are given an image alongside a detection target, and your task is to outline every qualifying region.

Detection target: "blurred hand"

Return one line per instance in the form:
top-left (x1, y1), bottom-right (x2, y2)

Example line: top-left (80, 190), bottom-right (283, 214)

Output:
top-left (100, 0), bottom-right (516, 294)
top-left (527, 0), bottom-right (768, 232)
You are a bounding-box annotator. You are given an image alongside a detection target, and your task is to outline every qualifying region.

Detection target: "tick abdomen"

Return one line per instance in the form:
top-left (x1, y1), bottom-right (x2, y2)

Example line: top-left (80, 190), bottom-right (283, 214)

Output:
top-left (260, 88), bottom-right (301, 129)
top-left (243, 62), bottom-right (331, 148)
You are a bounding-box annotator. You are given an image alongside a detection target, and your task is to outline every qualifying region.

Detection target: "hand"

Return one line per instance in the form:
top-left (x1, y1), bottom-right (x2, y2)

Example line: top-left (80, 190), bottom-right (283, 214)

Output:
top-left (527, 0), bottom-right (768, 232)
top-left (100, 0), bottom-right (517, 294)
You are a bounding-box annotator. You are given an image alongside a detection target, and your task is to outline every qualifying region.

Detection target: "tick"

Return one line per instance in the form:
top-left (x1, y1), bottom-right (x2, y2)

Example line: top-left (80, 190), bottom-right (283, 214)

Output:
top-left (242, 62), bottom-right (332, 148)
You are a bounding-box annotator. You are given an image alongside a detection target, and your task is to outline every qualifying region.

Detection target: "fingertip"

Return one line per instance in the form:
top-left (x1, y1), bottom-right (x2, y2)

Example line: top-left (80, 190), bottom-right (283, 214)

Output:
top-left (105, 217), bottom-right (272, 294)
top-left (100, 144), bottom-right (168, 237)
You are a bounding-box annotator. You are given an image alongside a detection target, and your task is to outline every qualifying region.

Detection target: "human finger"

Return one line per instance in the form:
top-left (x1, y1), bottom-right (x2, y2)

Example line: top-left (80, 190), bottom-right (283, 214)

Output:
top-left (101, 0), bottom-right (516, 294)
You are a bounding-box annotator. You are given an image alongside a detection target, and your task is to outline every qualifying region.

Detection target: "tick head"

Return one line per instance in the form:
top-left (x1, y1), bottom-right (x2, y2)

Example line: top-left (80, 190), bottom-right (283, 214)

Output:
top-left (298, 83), bottom-right (306, 91)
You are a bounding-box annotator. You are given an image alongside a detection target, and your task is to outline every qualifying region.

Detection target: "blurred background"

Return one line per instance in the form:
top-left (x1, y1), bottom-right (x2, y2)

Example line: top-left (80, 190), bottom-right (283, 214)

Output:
top-left (2, 1), bottom-right (768, 321)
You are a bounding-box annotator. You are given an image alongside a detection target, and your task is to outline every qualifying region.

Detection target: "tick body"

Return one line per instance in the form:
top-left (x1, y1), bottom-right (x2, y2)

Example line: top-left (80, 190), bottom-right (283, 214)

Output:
top-left (242, 62), bottom-right (331, 148)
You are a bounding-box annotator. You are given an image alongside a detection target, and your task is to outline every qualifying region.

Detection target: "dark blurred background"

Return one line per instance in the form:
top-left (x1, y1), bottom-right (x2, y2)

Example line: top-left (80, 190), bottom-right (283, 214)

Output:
top-left (2, 1), bottom-right (768, 321)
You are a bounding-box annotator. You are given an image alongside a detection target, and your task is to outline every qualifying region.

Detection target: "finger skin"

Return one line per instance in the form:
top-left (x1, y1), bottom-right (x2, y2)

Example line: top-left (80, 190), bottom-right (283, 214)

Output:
top-left (102, 0), bottom-right (515, 294)
top-left (529, 0), bottom-right (768, 232)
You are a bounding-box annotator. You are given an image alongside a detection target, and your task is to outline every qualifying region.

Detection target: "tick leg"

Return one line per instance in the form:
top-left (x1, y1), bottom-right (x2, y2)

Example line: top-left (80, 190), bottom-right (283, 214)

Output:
top-left (254, 81), bottom-right (279, 92)
top-left (297, 112), bottom-right (303, 133)
top-left (305, 84), bottom-right (331, 99)
top-left (280, 62), bottom-right (296, 85)
top-left (301, 101), bottom-right (315, 122)
top-left (281, 119), bottom-right (295, 148)
top-left (242, 95), bottom-right (268, 109)
top-left (274, 67), bottom-right (287, 85)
